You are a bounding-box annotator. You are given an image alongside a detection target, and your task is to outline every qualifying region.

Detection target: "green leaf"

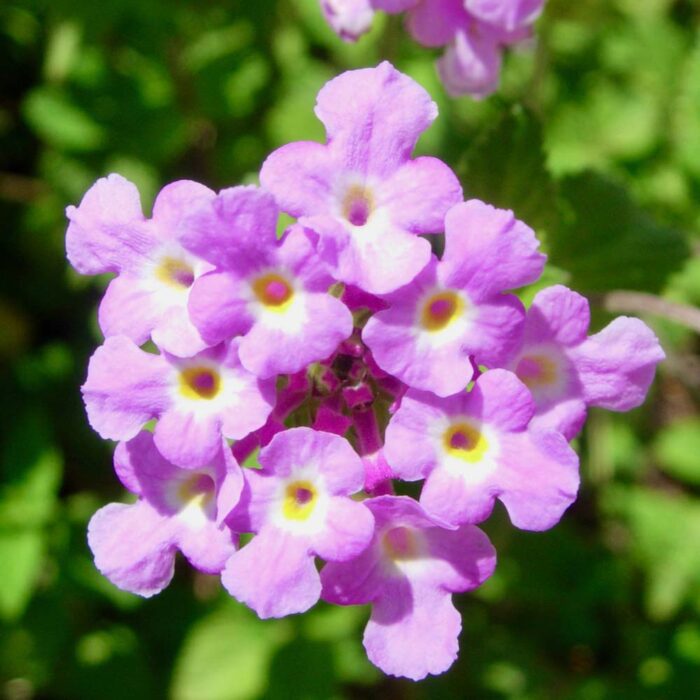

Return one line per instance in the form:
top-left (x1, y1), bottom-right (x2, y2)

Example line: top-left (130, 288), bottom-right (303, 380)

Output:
top-left (654, 418), bottom-right (700, 486)
top-left (672, 38), bottom-right (700, 181)
top-left (171, 601), bottom-right (290, 700)
top-left (604, 486), bottom-right (700, 620)
top-left (23, 86), bottom-right (106, 151)
top-left (0, 530), bottom-right (44, 621)
top-left (0, 409), bottom-right (62, 621)
top-left (456, 106), bottom-right (560, 237)
top-left (550, 172), bottom-right (688, 293)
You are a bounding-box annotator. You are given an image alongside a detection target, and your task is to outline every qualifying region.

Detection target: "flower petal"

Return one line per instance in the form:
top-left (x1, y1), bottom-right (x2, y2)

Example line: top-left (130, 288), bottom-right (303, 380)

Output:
top-left (65, 174), bottom-right (153, 275)
top-left (315, 61), bottom-right (438, 177)
top-left (364, 579), bottom-right (462, 681)
top-left (87, 501), bottom-right (176, 597)
top-left (221, 528), bottom-right (320, 618)
top-left (82, 336), bottom-right (171, 442)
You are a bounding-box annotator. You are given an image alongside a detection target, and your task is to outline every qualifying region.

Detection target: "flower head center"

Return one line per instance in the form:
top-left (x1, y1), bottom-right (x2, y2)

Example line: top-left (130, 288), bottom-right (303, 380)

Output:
top-left (516, 354), bottom-right (557, 389)
top-left (444, 422), bottom-right (488, 463)
top-left (282, 480), bottom-right (318, 521)
top-left (383, 527), bottom-right (420, 561)
top-left (178, 473), bottom-right (216, 508)
top-left (179, 366), bottom-right (221, 400)
top-left (421, 291), bottom-right (464, 332)
top-left (156, 256), bottom-right (195, 289)
top-left (252, 272), bottom-right (294, 310)
top-left (342, 184), bottom-right (374, 227)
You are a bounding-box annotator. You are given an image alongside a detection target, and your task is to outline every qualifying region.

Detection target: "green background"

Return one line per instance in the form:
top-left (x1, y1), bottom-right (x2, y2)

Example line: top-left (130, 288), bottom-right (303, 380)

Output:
top-left (2, 0), bottom-right (700, 698)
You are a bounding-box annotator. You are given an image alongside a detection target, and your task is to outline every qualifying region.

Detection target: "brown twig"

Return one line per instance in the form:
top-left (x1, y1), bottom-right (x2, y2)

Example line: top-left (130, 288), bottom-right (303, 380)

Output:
top-left (593, 290), bottom-right (700, 334)
top-left (0, 172), bottom-right (48, 203)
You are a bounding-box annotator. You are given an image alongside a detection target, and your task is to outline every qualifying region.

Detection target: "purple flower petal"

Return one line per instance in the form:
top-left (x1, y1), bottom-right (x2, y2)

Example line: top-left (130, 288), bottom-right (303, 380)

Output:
top-left (87, 501), bottom-right (176, 597)
top-left (150, 180), bottom-right (216, 238)
top-left (180, 185), bottom-right (278, 271)
top-left (320, 0), bottom-right (375, 41)
top-left (441, 200), bottom-right (545, 302)
top-left (438, 26), bottom-right (503, 99)
top-left (465, 0), bottom-right (545, 33)
top-left (260, 141), bottom-right (337, 218)
top-left (315, 61), bottom-right (437, 177)
top-left (313, 213), bottom-right (433, 294)
top-left (523, 285), bottom-right (590, 346)
top-left (572, 317), bottom-right (665, 412)
top-left (311, 497), bottom-right (375, 561)
top-left (188, 270), bottom-right (254, 344)
top-left (222, 528), bottom-right (320, 618)
top-left (66, 174), bottom-right (153, 275)
top-left (406, 0), bottom-right (465, 47)
top-left (82, 336), bottom-right (171, 442)
top-left (496, 429), bottom-right (580, 530)
top-left (98, 275), bottom-right (161, 346)
top-left (379, 156), bottom-right (463, 233)
top-left (154, 410), bottom-right (222, 470)
top-left (363, 579), bottom-right (462, 680)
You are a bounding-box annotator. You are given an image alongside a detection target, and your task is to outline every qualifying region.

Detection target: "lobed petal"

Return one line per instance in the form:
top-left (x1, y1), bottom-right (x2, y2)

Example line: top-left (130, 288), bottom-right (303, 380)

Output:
top-left (406, 0), bottom-right (465, 47)
top-left (315, 62), bottom-right (438, 177)
top-left (82, 336), bottom-right (171, 442)
top-left (524, 285), bottom-right (591, 347)
top-left (313, 214), bottom-right (432, 294)
top-left (180, 185), bottom-right (278, 271)
top-left (441, 200), bottom-right (545, 301)
top-left (465, 0), bottom-right (545, 33)
top-left (188, 270), bottom-right (254, 345)
top-left (378, 156), bottom-right (463, 234)
top-left (221, 528), bottom-right (320, 618)
top-left (98, 275), bottom-right (160, 347)
top-left (311, 497), bottom-right (375, 562)
top-left (320, 0), bottom-right (375, 41)
top-left (150, 180), bottom-right (215, 239)
top-left (572, 317), bottom-right (665, 412)
top-left (65, 174), bottom-right (153, 275)
top-left (497, 430), bottom-right (580, 530)
top-left (363, 578), bottom-right (462, 680)
top-left (437, 26), bottom-right (503, 99)
top-left (87, 501), bottom-right (176, 597)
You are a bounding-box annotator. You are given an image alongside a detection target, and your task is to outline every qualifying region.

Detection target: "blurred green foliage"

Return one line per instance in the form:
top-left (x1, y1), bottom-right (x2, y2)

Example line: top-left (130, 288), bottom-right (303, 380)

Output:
top-left (1, 0), bottom-right (700, 698)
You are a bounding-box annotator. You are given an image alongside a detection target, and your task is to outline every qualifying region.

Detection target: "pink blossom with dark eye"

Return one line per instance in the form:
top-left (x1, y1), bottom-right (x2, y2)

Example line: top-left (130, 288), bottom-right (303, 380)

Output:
top-left (66, 176), bottom-right (216, 356)
top-left (507, 285), bottom-right (665, 439)
top-left (260, 62), bottom-right (462, 294)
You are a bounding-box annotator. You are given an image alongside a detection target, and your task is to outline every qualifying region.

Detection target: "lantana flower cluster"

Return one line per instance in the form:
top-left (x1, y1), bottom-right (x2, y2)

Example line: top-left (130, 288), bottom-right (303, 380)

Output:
top-left (67, 62), bottom-right (663, 681)
top-left (320, 0), bottom-right (545, 97)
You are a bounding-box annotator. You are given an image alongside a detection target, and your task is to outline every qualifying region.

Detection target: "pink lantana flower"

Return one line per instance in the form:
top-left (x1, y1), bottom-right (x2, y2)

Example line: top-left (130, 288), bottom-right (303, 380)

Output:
top-left (66, 175), bottom-right (215, 356)
top-left (407, 0), bottom-right (544, 98)
top-left (384, 369), bottom-right (580, 530)
top-left (88, 431), bottom-right (241, 597)
top-left (222, 428), bottom-right (375, 618)
top-left (81, 336), bottom-right (275, 468)
top-left (509, 285), bottom-right (665, 439)
top-left (260, 61), bottom-right (463, 294)
top-left (320, 0), bottom-right (419, 40)
top-left (321, 496), bottom-right (496, 680)
top-left (363, 199), bottom-right (545, 396)
top-left (182, 186), bottom-right (353, 379)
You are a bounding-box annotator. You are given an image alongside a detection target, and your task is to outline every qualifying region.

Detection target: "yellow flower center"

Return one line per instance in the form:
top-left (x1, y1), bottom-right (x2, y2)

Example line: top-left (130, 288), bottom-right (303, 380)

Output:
top-left (177, 473), bottom-right (215, 509)
top-left (341, 184), bottom-right (374, 227)
top-left (251, 272), bottom-right (294, 310)
top-left (282, 480), bottom-right (317, 521)
top-left (155, 256), bottom-right (195, 289)
top-left (382, 527), bottom-right (420, 561)
top-left (179, 366), bottom-right (221, 400)
top-left (443, 422), bottom-right (488, 463)
top-left (516, 354), bottom-right (558, 389)
top-left (420, 291), bottom-right (464, 332)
